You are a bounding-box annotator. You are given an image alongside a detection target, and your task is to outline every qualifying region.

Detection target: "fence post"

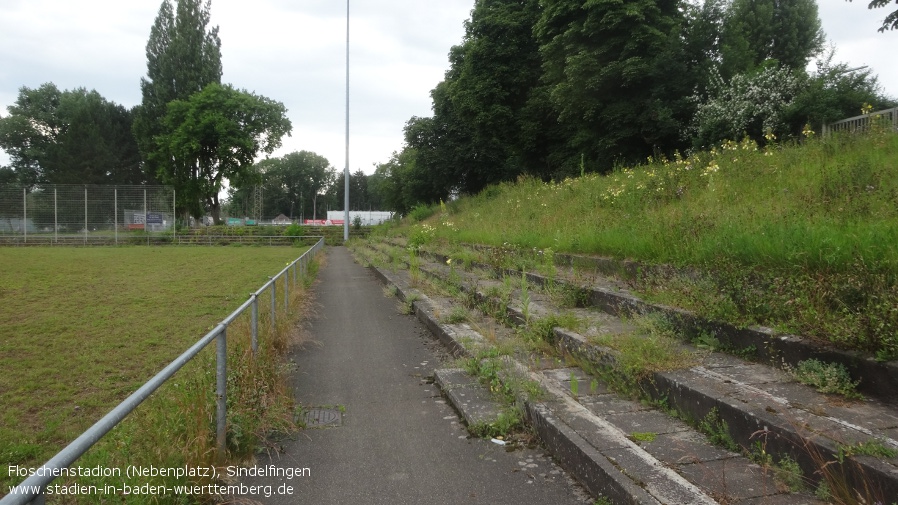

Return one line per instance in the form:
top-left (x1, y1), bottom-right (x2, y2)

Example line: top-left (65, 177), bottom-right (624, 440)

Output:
top-left (216, 326), bottom-right (227, 461)
top-left (84, 186), bottom-right (87, 244)
top-left (284, 272), bottom-right (289, 313)
top-left (251, 293), bottom-right (258, 356)
top-left (23, 187), bottom-right (27, 244)
top-left (269, 278), bottom-right (276, 330)
top-left (54, 189), bottom-right (58, 244)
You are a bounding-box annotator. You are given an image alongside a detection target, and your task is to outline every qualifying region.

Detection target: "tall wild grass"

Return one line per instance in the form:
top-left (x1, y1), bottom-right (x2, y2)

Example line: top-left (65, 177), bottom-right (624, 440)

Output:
top-left (399, 129), bottom-right (898, 358)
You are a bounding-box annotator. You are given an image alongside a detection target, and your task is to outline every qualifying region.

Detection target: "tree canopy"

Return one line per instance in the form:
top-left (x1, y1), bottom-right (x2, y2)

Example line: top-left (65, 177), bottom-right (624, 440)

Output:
top-left (227, 151), bottom-right (335, 221)
top-left (134, 0), bottom-right (222, 213)
top-left (720, 0), bottom-right (824, 78)
top-left (0, 83), bottom-right (144, 187)
top-left (372, 0), bottom-right (893, 214)
top-left (154, 83), bottom-right (291, 223)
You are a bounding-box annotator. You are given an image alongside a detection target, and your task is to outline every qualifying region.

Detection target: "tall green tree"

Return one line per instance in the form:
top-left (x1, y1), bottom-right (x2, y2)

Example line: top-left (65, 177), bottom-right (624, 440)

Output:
top-left (227, 151), bottom-right (335, 221)
top-left (133, 0), bottom-right (222, 210)
top-left (399, 0), bottom-right (556, 203)
top-left (270, 151), bottom-right (334, 220)
top-left (0, 166), bottom-right (17, 185)
top-left (0, 83), bottom-right (61, 186)
top-left (444, 0), bottom-right (545, 189)
top-left (683, 0), bottom-right (728, 92)
top-left (720, 0), bottom-right (824, 78)
top-left (371, 149), bottom-right (421, 215)
top-left (535, 0), bottom-right (689, 172)
top-left (365, 167), bottom-right (387, 210)
top-left (153, 83), bottom-right (291, 223)
top-left (0, 83), bottom-right (144, 187)
top-left (327, 169), bottom-right (373, 211)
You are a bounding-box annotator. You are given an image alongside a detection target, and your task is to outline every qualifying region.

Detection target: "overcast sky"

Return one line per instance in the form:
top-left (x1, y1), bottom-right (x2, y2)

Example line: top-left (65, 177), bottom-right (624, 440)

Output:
top-left (1, 0), bottom-right (896, 175)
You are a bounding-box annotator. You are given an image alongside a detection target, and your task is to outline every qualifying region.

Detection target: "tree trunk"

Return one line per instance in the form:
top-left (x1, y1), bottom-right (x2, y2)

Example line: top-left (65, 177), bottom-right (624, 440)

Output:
top-left (210, 193), bottom-right (222, 225)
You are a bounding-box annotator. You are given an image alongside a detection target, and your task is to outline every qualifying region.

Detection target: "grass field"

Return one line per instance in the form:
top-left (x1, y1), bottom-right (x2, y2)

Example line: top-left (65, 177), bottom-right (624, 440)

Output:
top-left (0, 245), bottom-right (310, 489)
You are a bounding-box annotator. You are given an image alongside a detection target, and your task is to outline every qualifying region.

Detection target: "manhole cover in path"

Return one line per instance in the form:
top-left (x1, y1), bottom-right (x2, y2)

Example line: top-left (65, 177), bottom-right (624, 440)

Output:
top-left (303, 408), bottom-right (342, 427)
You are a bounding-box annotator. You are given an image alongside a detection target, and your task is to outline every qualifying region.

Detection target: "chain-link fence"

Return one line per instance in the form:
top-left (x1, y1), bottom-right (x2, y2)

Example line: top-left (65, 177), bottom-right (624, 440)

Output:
top-left (0, 185), bottom-right (175, 244)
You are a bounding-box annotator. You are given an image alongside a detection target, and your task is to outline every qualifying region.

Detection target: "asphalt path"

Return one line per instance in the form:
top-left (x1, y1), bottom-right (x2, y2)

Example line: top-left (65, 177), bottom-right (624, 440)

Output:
top-left (242, 247), bottom-right (590, 504)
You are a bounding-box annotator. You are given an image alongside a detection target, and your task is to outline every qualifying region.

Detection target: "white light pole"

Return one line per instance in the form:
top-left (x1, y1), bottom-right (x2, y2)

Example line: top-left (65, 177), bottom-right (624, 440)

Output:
top-left (343, 0), bottom-right (350, 242)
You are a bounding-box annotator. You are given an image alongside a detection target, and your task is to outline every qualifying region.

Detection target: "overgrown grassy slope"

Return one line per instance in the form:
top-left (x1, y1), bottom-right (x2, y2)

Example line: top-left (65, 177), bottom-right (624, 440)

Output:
top-left (385, 129), bottom-right (898, 359)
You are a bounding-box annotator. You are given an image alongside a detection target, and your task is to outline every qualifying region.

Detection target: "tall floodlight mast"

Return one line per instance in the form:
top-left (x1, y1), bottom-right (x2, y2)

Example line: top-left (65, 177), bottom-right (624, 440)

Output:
top-left (343, 0), bottom-right (350, 242)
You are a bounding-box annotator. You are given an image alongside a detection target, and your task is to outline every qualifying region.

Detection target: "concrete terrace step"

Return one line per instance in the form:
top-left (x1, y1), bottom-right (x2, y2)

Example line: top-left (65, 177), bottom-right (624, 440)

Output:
top-left (356, 243), bottom-right (833, 504)
top-left (425, 246), bottom-right (898, 500)
top-left (381, 236), bottom-right (898, 405)
top-left (355, 238), bottom-right (898, 503)
top-left (434, 368), bottom-right (504, 429)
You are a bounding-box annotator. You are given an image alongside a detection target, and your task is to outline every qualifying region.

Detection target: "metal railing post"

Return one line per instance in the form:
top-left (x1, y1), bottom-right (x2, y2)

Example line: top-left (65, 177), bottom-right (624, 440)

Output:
top-left (23, 188), bottom-right (27, 244)
top-left (284, 272), bottom-right (289, 313)
top-left (270, 277), bottom-right (276, 329)
top-left (216, 327), bottom-right (227, 461)
top-left (251, 294), bottom-right (258, 356)
top-left (144, 188), bottom-right (148, 246)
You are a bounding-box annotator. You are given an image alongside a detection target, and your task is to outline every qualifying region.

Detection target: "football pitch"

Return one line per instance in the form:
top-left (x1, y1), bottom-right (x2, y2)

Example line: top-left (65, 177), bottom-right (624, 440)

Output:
top-left (0, 245), bottom-right (307, 468)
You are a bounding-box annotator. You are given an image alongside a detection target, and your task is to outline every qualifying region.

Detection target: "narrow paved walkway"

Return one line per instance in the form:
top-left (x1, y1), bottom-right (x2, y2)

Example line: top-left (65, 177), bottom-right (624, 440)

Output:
top-left (244, 247), bottom-right (589, 504)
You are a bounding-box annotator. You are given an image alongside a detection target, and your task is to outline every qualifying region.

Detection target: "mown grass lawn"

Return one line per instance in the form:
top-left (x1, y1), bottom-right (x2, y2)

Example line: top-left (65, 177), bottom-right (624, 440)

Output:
top-left (0, 245), bottom-right (305, 468)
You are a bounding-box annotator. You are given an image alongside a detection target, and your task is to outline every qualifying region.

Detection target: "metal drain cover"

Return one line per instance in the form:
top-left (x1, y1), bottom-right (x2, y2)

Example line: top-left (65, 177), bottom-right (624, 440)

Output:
top-left (303, 408), bottom-right (342, 427)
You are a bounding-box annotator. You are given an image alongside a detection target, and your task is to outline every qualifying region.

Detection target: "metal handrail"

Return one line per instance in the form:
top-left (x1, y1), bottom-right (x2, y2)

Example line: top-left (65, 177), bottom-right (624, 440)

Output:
top-left (823, 107), bottom-right (898, 136)
top-left (1, 237), bottom-right (325, 505)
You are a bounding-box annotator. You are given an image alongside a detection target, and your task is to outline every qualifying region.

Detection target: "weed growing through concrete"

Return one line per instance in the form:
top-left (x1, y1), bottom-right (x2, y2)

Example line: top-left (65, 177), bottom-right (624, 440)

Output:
top-left (519, 272), bottom-right (532, 325)
top-left (629, 432), bottom-right (658, 443)
top-left (444, 306), bottom-right (469, 324)
top-left (773, 456), bottom-right (805, 492)
top-left (838, 439), bottom-right (898, 460)
top-left (400, 292), bottom-right (422, 315)
top-left (408, 248), bottom-right (422, 286)
top-left (787, 359), bottom-right (862, 399)
top-left (589, 314), bottom-right (696, 384)
top-left (699, 408), bottom-right (739, 453)
top-left (468, 408), bottom-right (524, 439)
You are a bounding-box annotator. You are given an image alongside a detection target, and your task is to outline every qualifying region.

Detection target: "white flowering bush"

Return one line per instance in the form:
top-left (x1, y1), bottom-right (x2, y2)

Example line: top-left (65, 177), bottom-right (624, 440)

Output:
top-left (690, 65), bottom-right (800, 148)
